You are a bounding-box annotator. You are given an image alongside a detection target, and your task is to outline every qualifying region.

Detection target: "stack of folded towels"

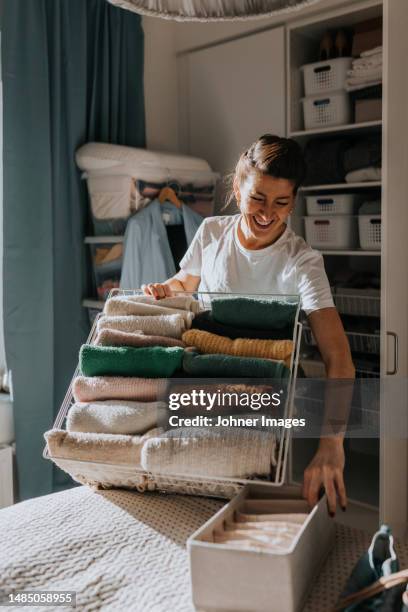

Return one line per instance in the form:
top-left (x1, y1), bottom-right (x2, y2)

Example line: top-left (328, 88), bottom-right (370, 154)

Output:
top-left (45, 294), bottom-right (296, 481)
top-left (346, 46), bottom-right (382, 91)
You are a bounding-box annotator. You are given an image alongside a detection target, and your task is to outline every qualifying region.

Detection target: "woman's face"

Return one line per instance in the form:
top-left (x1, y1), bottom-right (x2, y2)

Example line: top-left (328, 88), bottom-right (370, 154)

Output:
top-left (235, 171), bottom-right (295, 250)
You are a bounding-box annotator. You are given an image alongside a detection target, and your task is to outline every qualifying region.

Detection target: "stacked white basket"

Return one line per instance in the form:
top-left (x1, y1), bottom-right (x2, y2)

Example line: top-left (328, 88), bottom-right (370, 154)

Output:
top-left (300, 57), bottom-right (352, 130)
top-left (303, 194), bottom-right (360, 250)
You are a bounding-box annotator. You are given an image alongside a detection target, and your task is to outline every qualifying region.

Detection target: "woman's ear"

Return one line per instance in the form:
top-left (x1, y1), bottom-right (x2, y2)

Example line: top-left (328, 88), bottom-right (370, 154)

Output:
top-left (233, 176), bottom-right (241, 205)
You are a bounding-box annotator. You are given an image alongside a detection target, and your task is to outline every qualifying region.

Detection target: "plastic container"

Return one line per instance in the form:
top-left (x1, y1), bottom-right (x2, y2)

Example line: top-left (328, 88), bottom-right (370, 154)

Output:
top-left (333, 288), bottom-right (380, 317)
top-left (302, 91), bottom-right (351, 130)
top-left (305, 194), bottom-right (360, 216)
top-left (86, 237), bottom-right (124, 300)
top-left (358, 215), bottom-right (381, 250)
top-left (304, 215), bottom-right (358, 250)
top-left (301, 57), bottom-right (353, 96)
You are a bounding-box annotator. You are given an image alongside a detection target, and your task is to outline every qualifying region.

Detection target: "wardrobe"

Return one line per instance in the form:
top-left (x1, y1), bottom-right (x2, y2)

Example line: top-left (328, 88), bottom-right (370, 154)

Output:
top-left (175, 0), bottom-right (408, 536)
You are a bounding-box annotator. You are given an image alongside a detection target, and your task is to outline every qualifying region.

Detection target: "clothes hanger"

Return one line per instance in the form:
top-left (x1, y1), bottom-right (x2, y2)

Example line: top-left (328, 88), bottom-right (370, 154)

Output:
top-left (158, 185), bottom-right (182, 209)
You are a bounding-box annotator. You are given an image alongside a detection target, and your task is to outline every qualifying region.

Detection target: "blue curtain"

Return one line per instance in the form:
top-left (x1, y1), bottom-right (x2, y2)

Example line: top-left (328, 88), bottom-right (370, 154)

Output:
top-left (2, 0), bottom-right (145, 500)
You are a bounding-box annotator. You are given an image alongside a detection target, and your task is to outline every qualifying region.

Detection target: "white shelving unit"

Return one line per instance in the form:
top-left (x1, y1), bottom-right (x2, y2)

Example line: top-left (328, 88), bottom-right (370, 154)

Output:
top-left (300, 181), bottom-right (381, 192)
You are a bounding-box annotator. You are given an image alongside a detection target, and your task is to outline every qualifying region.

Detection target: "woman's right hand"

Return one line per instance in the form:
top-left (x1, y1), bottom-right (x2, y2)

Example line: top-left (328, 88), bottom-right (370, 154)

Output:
top-left (141, 283), bottom-right (174, 300)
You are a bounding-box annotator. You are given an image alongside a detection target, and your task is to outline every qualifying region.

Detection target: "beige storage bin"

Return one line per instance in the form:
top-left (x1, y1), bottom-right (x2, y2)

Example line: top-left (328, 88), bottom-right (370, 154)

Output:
top-left (188, 483), bottom-right (334, 612)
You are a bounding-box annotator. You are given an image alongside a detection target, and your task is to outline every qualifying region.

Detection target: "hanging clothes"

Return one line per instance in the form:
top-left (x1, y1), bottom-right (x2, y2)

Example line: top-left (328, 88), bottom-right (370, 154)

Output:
top-left (120, 199), bottom-right (203, 289)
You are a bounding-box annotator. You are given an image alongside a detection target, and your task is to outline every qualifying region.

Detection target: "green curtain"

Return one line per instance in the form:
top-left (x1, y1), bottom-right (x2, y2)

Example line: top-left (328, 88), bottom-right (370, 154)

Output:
top-left (2, 0), bottom-right (145, 500)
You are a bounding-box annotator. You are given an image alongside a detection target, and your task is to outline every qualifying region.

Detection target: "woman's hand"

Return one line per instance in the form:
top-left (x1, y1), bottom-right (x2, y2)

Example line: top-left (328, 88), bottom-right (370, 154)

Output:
top-left (302, 437), bottom-right (347, 516)
top-left (142, 283), bottom-right (174, 300)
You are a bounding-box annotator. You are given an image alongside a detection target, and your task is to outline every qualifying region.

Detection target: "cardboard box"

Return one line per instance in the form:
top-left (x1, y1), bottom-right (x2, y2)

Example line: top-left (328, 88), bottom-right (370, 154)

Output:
top-left (355, 98), bottom-right (382, 123)
top-left (352, 18), bottom-right (382, 57)
top-left (188, 483), bottom-right (335, 612)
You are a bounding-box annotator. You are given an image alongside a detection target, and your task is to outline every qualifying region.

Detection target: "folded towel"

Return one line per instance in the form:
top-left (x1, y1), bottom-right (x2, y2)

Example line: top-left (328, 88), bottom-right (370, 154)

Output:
top-left (66, 400), bottom-right (164, 435)
top-left (192, 310), bottom-right (294, 340)
top-left (95, 329), bottom-right (186, 348)
top-left (104, 296), bottom-right (194, 326)
top-left (140, 426), bottom-right (276, 479)
top-left (345, 167), bottom-right (381, 183)
top-left (108, 294), bottom-right (201, 313)
top-left (44, 428), bottom-right (149, 465)
top-left (97, 314), bottom-right (186, 338)
top-left (73, 376), bottom-right (166, 403)
top-left (183, 351), bottom-right (289, 379)
top-left (211, 297), bottom-right (297, 331)
top-left (182, 329), bottom-right (293, 367)
top-left (79, 344), bottom-right (184, 378)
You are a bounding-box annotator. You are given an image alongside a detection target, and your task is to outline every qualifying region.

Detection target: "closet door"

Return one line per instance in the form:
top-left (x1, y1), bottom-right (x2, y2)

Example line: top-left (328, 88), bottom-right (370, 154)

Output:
top-left (182, 27), bottom-right (285, 180)
top-left (381, 0), bottom-right (408, 536)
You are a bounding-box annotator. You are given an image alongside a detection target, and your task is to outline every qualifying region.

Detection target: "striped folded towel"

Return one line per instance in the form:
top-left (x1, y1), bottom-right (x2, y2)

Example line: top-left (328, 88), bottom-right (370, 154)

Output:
top-left (97, 314), bottom-right (186, 339)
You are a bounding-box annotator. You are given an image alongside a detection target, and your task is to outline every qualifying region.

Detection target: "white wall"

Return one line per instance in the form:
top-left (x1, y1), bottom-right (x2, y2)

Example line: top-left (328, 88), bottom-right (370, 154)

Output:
top-left (142, 16), bottom-right (179, 152)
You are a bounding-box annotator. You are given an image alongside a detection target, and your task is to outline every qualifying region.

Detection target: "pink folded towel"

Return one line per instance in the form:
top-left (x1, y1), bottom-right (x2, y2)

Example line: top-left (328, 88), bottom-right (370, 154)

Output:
top-left (104, 296), bottom-right (195, 326)
top-left (66, 400), bottom-right (164, 435)
top-left (117, 294), bottom-right (201, 313)
top-left (72, 376), bottom-right (166, 403)
top-left (95, 329), bottom-right (186, 348)
top-left (97, 314), bottom-right (186, 339)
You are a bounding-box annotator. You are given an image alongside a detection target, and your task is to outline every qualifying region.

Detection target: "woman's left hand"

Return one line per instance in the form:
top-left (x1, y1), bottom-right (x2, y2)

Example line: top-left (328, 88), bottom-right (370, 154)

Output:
top-left (302, 437), bottom-right (347, 516)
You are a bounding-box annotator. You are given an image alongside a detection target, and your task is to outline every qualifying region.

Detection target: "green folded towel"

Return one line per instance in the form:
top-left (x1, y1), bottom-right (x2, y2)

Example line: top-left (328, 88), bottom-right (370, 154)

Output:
top-left (211, 297), bottom-right (297, 331)
top-left (183, 351), bottom-right (289, 379)
top-left (80, 345), bottom-right (184, 378)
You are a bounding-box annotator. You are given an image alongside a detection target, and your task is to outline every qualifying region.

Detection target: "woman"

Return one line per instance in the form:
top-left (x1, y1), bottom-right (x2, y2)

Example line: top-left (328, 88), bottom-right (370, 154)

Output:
top-left (143, 134), bottom-right (355, 515)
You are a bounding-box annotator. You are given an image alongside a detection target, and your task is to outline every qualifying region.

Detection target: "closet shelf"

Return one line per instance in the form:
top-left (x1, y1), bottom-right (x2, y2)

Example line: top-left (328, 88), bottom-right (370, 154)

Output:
top-left (300, 182), bottom-right (381, 192)
top-left (320, 250), bottom-right (381, 256)
top-left (84, 235), bottom-right (124, 244)
top-left (290, 120), bottom-right (382, 140)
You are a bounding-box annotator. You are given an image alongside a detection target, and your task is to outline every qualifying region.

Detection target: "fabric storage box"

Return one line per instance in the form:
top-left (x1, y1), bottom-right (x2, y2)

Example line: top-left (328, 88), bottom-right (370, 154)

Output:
top-left (86, 237), bottom-right (124, 300)
top-left (358, 215), bottom-right (381, 250)
top-left (302, 91), bottom-right (351, 130)
top-left (301, 57), bottom-right (352, 96)
top-left (355, 98), bottom-right (382, 123)
top-left (188, 483), bottom-right (334, 612)
top-left (305, 193), bottom-right (360, 216)
top-left (304, 215), bottom-right (358, 250)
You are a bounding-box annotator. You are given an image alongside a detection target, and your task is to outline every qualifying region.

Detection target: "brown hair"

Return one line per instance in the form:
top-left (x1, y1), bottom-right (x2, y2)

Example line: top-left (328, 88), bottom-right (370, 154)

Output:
top-left (228, 134), bottom-right (306, 205)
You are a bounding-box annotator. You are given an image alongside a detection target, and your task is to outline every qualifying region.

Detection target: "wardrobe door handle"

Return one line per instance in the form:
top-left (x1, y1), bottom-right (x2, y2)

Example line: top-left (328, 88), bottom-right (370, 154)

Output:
top-left (386, 331), bottom-right (398, 375)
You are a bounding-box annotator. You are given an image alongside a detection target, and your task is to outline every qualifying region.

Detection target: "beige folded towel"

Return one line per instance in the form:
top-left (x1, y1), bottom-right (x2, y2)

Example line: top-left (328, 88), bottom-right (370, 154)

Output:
top-left (95, 329), bottom-right (186, 348)
top-left (141, 427), bottom-right (276, 479)
top-left (119, 294), bottom-right (201, 313)
top-left (44, 429), bottom-right (147, 465)
top-left (104, 296), bottom-right (194, 327)
top-left (66, 400), bottom-right (165, 435)
top-left (97, 314), bottom-right (186, 339)
top-left (73, 376), bottom-right (166, 403)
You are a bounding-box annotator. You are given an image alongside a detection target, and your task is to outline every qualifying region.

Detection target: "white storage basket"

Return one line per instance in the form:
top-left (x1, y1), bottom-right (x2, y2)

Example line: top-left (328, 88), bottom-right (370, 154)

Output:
top-left (304, 215), bottom-right (358, 250)
top-left (301, 57), bottom-right (352, 96)
top-left (358, 215), bottom-right (381, 250)
top-left (302, 91), bottom-right (351, 130)
top-left (305, 194), bottom-right (359, 216)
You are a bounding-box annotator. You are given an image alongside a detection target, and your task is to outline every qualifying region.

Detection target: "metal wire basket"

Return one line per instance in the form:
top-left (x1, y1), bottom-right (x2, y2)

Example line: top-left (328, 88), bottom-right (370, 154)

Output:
top-left (44, 290), bottom-right (302, 499)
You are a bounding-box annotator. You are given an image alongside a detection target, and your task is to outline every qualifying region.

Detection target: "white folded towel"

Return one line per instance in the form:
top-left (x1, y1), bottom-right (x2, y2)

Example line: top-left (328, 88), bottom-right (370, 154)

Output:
top-left (97, 314), bottom-right (186, 338)
top-left (104, 296), bottom-right (194, 327)
top-left (119, 294), bottom-right (201, 314)
top-left (66, 400), bottom-right (166, 435)
top-left (345, 167), bottom-right (381, 183)
top-left (141, 427), bottom-right (276, 479)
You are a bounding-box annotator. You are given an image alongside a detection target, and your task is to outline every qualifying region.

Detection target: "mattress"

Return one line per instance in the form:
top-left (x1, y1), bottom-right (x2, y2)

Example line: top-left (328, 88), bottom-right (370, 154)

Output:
top-left (0, 486), bottom-right (395, 612)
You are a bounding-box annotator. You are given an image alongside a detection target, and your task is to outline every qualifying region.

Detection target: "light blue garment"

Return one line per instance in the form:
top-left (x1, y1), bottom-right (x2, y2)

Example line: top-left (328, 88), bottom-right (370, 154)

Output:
top-left (120, 199), bottom-right (203, 289)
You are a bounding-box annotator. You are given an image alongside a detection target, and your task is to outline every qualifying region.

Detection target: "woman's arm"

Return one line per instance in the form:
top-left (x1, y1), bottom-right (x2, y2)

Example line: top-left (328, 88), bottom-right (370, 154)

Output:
top-left (142, 271), bottom-right (201, 299)
top-left (302, 307), bottom-right (355, 515)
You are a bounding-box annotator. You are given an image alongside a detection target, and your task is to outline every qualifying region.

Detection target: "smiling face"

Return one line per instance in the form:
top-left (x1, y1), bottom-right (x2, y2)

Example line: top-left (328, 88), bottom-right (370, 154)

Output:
top-left (234, 171), bottom-right (296, 250)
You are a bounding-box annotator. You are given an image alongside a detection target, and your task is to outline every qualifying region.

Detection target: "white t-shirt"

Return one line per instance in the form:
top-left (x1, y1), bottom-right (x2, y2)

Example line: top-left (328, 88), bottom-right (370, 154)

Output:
top-left (179, 214), bottom-right (334, 315)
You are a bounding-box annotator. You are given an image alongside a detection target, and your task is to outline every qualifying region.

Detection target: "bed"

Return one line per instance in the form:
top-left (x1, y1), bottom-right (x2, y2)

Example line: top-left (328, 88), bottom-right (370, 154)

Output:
top-left (0, 486), bottom-right (397, 611)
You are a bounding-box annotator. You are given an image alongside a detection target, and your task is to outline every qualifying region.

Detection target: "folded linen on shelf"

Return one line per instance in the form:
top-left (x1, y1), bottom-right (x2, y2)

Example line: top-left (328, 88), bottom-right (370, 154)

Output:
top-left (117, 294), bottom-right (201, 313)
top-left (211, 297), bottom-right (297, 331)
top-left (44, 429), bottom-right (154, 465)
top-left (182, 329), bottom-right (293, 367)
top-left (345, 167), bottom-right (381, 183)
top-left (140, 426), bottom-right (277, 478)
top-left (66, 400), bottom-right (164, 435)
top-left (73, 376), bottom-right (166, 403)
top-left (97, 314), bottom-right (186, 338)
top-left (183, 351), bottom-right (289, 379)
top-left (95, 329), bottom-right (186, 348)
top-left (191, 310), bottom-right (294, 340)
top-left (104, 296), bottom-right (195, 326)
top-left (80, 344), bottom-right (184, 378)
